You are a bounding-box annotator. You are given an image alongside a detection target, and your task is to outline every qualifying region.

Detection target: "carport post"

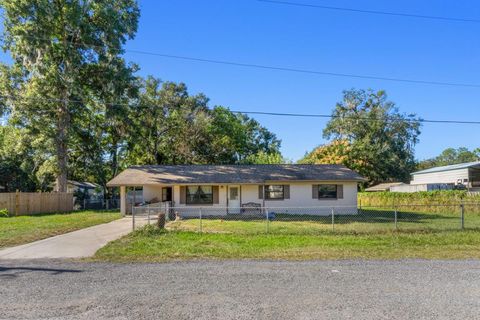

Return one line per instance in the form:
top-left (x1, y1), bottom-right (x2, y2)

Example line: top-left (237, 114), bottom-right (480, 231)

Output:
top-left (132, 205), bottom-right (136, 231)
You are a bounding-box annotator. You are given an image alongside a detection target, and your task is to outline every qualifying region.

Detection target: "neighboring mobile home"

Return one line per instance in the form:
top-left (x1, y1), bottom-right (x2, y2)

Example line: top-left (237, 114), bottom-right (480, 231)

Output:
top-left (107, 164), bottom-right (365, 216)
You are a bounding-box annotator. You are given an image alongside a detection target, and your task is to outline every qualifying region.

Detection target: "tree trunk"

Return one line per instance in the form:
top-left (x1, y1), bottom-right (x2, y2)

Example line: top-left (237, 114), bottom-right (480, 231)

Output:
top-left (111, 141), bottom-right (119, 178)
top-left (56, 97), bottom-right (69, 192)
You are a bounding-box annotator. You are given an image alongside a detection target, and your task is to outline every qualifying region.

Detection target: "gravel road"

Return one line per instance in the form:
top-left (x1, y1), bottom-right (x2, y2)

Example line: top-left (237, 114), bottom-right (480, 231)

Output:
top-left (1, 259), bottom-right (479, 320)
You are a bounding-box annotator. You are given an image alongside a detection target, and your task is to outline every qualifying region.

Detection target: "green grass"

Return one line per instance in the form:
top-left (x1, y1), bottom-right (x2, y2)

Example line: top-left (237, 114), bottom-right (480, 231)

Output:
top-left (94, 208), bottom-right (480, 262)
top-left (166, 208), bottom-right (480, 235)
top-left (0, 210), bottom-right (122, 248)
top-left (94, 226), bottom-right (480, 262)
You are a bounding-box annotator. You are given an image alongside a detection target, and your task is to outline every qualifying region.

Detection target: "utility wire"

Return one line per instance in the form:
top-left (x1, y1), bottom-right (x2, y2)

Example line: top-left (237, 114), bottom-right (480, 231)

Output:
top-left (125, 51), bottom-right (480, 88)
top-left (257, 0), bottom-right (480, 24)
top-left (229, 110), bottom-right (480, 124)
top-left (1, 94), bottom-right (479, 125)
top-left (1, 34), bottom-right (480, 88)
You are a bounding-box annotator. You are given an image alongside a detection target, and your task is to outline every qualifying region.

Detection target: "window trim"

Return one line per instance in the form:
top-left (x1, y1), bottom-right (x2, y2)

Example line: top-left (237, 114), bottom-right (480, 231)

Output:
top-left (264, 185), bottom-right (285, 200)
top-left (317, 184), bottom-right (338, 200)
top-left (186, 185), bottom-right (214, 205)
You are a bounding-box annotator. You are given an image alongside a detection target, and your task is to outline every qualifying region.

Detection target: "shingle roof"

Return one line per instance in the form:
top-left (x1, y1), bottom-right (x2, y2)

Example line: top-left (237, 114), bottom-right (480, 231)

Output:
top-left (364, 182), bottom-right (405, 192)
top-left (107, 164), bottom-right (365, 186)
top-left (68, 180), bottom-right (100, 189)
top-left (412, 161), bottom-right (480, 175)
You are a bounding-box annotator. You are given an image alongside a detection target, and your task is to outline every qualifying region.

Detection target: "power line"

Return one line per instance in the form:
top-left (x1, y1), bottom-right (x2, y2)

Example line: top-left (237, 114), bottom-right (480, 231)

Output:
top-left (125, 51), bottom-right (480, 88)
top-left (229, 110), bottom-right (480, 125)
top-left (1, 94), bottom-right (479, 125)
top-left (2, 34), bottom-right (480, 88)
top-left (257, 0), bottom-right (480, 24)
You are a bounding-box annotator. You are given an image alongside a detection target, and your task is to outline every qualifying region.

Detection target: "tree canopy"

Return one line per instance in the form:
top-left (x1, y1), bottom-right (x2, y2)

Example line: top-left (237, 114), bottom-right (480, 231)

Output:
top-left (301, 89), bottom-right (421, 184)
top-left (0, 0), bottom-right (140, 192)
top-left (125, 77), bottom-right (282, 166)
top-left (417, 147), bottom-right (480, 170)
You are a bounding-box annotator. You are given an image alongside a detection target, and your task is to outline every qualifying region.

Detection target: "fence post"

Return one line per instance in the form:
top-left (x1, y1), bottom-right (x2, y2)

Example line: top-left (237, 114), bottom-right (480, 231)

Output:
top-left (147, 207), bottom-right (151, 225)
top-left (83, 199), bottom-right (86, 210)
top-left (394, 207), bottom-right (398, 230)
top-left (460, 202), bottom-right (465, 230)
top-left (265, 207), bottom-right (269, 233)
top-left (15, 190), bottom-right (19, 216)
top-left (331, 207), bottom-right (335, 232)
top-left (199, 207), bottom-right (202, 233)
top-left (106, 199), bottom-right (109, 210)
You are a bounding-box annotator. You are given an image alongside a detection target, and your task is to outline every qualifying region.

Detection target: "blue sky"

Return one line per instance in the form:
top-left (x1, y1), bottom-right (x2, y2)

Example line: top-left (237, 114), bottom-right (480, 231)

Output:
top-left (2, 0), bottom-right (480, 161)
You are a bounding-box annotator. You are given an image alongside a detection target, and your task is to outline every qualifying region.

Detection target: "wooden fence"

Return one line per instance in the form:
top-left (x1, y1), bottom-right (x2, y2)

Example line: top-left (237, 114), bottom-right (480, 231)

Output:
top-left (0, 192), bottom-right (73, 216)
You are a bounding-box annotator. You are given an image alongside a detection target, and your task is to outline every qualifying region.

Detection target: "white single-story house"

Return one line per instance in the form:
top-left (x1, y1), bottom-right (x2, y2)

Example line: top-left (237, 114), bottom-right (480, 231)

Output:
top-left (106, 164), bottom-right (365, 216)
top-left (391, 161), bottom-right (480, 193)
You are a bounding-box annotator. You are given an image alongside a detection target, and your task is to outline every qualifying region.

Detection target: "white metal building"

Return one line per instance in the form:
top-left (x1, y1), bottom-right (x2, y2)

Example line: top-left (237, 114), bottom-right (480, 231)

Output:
top-left (399, 161), bottom-right (480, 192)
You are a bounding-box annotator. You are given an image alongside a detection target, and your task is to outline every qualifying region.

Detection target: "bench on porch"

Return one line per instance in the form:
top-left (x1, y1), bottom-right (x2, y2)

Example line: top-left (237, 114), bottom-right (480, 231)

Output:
top-left (241, 202), bottom-right (262, 215)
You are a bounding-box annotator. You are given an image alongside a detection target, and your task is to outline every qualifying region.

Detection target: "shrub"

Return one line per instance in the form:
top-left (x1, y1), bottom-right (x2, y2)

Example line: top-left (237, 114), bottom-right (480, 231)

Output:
top-left (0, 208), bottom-right (9, 217)
top-left (135, 224), bottom-right (167, 237)
top-left (358, 191), bottom-right (480, 214)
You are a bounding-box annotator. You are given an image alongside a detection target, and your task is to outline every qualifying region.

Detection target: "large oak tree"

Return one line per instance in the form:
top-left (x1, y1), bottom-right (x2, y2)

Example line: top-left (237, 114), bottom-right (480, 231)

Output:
top-left (0, 0), bottom-right (139, 191)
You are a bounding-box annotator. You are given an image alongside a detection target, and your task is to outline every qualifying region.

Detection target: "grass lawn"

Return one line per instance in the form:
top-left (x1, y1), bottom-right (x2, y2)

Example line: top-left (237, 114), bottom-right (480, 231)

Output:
top-left (94, 222), bottom-right (480, 262)
top-left (0, 210), bottom-right (122, 248)
top-left (165, 208), bottom-right (480, 234)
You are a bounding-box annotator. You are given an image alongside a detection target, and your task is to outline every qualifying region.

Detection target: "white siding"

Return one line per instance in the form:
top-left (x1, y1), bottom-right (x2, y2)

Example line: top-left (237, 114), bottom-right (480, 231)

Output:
top-left (141, 181), bottom-right (358, 216)
top-left (242, 182), bottom-right (357, 207)
top-left (390, 184), bottom-right (428, 193)
top-left (412, 169), bottom-right (469, 185)
top-left (143, 185), bottom-right (163, 203)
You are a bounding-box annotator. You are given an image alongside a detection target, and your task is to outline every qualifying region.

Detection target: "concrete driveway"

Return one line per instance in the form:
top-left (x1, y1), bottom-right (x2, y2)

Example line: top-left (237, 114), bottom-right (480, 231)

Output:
top-left (0, 217), bottom-right (147, 259)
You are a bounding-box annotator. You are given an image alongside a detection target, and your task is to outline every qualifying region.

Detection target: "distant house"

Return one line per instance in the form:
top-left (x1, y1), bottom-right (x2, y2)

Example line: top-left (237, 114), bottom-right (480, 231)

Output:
top-left (107, 164), bottom-right (366, 216)
top-left (365, 182), bottom-right (405, 192)
top-left (392, 161), bottom-right (480, 193)
top-left (66, 180), bottom-right (104, 200)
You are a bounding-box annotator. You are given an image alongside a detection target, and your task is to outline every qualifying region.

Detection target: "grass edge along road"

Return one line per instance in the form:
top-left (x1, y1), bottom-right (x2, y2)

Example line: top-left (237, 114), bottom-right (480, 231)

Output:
top-left (0, 210), bottom-right (122, 248)
top-left (94, 225), bottom-right (480, 262)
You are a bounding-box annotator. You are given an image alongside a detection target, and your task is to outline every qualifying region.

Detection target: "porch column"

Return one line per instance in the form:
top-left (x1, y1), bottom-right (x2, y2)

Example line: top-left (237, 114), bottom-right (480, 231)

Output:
top-left (120, 186), bottom-right (126, 216)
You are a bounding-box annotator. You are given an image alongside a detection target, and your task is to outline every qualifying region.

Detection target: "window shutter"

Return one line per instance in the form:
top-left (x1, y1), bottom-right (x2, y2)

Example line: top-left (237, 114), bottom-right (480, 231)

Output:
top-left (312, 185), bottom-right (318, 199)
top-left (212, 186), bottom-right (219, 204)
top-left (337, 185), bottom-right (344, 199)
top-left (180, 186), bottom-right (186, 204)
top-left (258, 185), bottom-right (263, 199)
top-left (283, 185), bottom-right (290, 199)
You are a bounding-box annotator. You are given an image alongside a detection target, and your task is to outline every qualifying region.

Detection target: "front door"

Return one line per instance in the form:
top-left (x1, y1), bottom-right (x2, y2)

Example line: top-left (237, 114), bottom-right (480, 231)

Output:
top-left (228, 185), bottom-right (240, 214)
top-left (162, 187), bottom-right (172, 202)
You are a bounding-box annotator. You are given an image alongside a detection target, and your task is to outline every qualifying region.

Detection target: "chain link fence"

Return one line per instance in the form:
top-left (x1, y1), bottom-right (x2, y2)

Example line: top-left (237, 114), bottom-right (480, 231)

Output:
top-left (131, 203), bottom-right (480, 234)
top-left (75, 198), bottom-right (121, 211)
